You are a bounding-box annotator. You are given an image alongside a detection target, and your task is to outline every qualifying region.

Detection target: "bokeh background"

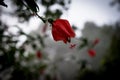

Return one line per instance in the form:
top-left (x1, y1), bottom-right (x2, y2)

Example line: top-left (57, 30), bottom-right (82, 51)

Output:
top-left (0, 0), bottom-right (120, 80)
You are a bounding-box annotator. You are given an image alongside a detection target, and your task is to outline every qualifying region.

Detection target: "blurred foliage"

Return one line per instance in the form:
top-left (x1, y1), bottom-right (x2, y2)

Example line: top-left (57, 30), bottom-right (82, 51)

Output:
top-left (110, 0), bottom-right (120, 10)
top-left (98, 22), bottom-right (120, 79)
top-left (0, 0), bottom-right (8, 7)
top-left (78, 37), bottom-right (88, 50)
top-left (76, 1), bottom-right (120, 79)
top-left (0, 0), bottom-right (71, 80)
top-left (0, 19), bottom-right (46, 80)
top-left (77, 22), bottom-right (120, 80)
top-left (0, 0), bottom-right (71, 22)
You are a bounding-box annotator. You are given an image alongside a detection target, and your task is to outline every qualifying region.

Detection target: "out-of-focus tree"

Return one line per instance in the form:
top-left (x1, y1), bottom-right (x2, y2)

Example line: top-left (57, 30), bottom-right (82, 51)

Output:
top-left (76, 0), bottom-right (120, 79)
top-left (0, 0), bottom-right (72, 80)
top-left (110, 0), bottom-right (120, 10)
top-left (0, 0), bottom-right (71, 22)
top-left (76, 22), bottom-right (120, 80)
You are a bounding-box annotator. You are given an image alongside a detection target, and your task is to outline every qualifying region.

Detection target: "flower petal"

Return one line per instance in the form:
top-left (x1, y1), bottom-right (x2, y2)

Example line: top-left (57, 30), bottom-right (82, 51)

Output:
top-left (51, 19), bottom-right (76, 43)
top-left (88, 49), bottom-right (96, 57)
top-left (54, 19), bottom-right (75, 37)
top-left (52, 27), bottom-right (67, 43)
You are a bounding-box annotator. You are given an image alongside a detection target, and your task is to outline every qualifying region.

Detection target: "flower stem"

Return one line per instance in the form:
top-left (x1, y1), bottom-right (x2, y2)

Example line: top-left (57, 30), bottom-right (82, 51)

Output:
top-left (35, 13), bottom-right (46, 23)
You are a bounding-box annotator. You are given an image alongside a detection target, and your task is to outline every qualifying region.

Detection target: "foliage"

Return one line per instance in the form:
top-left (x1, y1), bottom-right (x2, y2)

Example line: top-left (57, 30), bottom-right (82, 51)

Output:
top-left (0, 0), bottom-right (72, 80)
top-left (76, 22), bottom-right (120, 80)
top-left (111, 0), bottom-right (120, 10)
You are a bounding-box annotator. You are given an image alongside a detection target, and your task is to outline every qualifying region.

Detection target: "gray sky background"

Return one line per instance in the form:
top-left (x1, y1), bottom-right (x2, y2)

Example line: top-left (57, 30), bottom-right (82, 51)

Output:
top-left (61, 0), bottom-right (119, 29)
top-left (61, 0), bottom-right (120, 37)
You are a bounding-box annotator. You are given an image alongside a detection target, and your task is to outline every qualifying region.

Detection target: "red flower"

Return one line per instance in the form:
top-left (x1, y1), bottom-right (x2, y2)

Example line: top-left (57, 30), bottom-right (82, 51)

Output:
top-left (93, 38), bottom-right (99, 45)
top-left (69, 44), bottom-right (76, 49)
top-left (88, 49), bottom-right (96, 57)
top-left (51, 19), bottom-right (75, 43)
top-left (36, 51), bottom-right (42, 59)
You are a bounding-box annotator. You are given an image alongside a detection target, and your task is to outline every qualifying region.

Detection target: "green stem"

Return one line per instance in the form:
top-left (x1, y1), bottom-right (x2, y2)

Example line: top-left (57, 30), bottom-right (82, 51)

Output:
top-left (35, 13), bottom-right (46, 23)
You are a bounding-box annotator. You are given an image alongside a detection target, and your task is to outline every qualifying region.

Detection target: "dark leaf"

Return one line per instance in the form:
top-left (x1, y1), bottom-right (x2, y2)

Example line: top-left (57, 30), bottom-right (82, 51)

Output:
top-left (32, 43), bottom-right (37, 49)
top-left (78, 38), bottom-right (88, 50)
top-left (24, 0), bottom-right (39, 12)
top-left (37, 35), bottom-right (45, 48)
top-left (78, 43), bottom-right (87, 49)
top-left (0, 0), bottom-right (8, 7)
top-left (72, 25), bottom-right (78, 30)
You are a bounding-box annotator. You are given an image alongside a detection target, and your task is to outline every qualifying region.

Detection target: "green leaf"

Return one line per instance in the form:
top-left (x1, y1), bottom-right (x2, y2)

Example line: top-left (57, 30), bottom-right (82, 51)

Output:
top-left (37, 35), bottom-right (45, 48)
top-left (78, 38), bottom-right (88, 50)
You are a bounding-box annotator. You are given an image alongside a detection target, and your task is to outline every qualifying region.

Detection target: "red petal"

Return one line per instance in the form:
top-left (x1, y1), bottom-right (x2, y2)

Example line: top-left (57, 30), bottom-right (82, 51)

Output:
top-left (88, 49), bottom-right (96, 57)
top-left (52, 27), bottom-right (67, 42)
top-left (52, 19), bottom-right (76, 43)
top-left (61, 19), bottom-right (75, 37)
top-left (93, 38), bottom-right (100, 45)
top-left (36, 51), bottom-right (42, 59)
top-left (69, 44), bottom-right (76, 49)
top-left (53, 19), bottom-right (75, 37)
top-left (53, 21), bottom-right (70, 36)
